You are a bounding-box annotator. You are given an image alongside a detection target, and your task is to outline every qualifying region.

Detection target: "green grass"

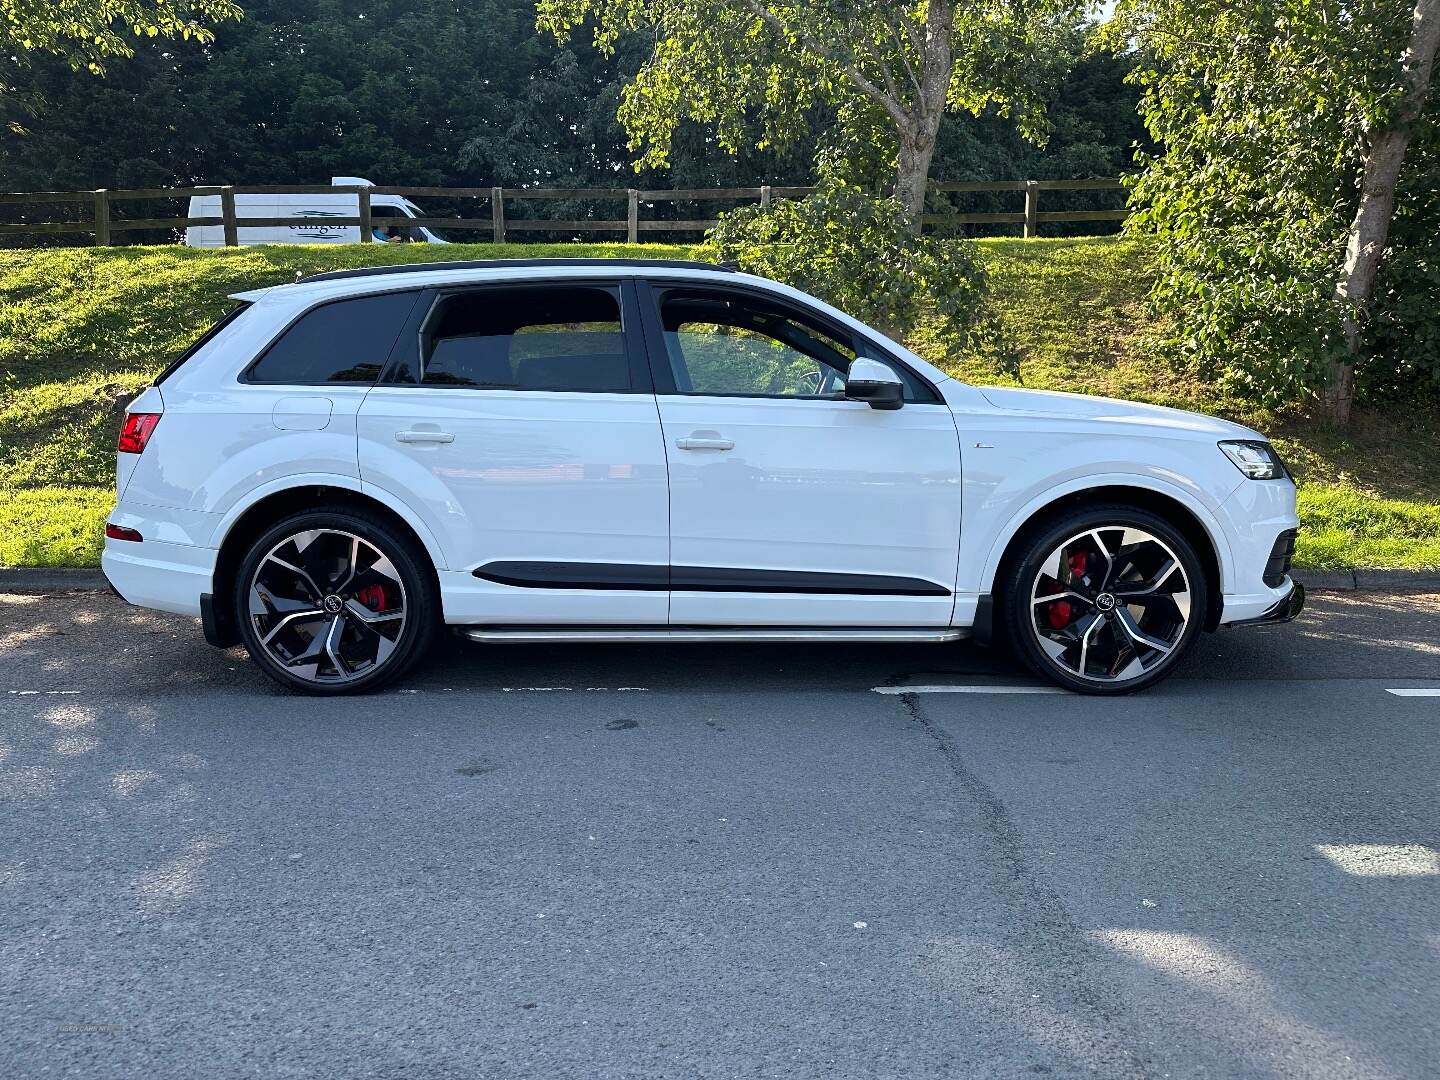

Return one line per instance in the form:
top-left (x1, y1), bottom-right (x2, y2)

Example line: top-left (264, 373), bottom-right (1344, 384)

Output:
top-left (2, 237), bottom-right (1437, 570)
top-left (0, 486), bottom-right (110, 568)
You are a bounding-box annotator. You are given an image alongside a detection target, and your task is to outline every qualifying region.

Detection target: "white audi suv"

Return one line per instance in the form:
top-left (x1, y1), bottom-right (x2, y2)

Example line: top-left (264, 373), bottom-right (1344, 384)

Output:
top-left (102, 258), bottom-right (1303, 694)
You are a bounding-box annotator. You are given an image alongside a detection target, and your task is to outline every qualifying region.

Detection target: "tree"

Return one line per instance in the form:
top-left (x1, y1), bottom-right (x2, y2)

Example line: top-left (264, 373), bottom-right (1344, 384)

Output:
top-left (0, 0), bottom-right (819, 196)
top-left (0, 0), bottom-right (239, 72)
top-left (0, 2), bottom-right (1141, 229)
top-left (538, 0), bottom-right (1081, 228)
top-left (1331, 0), bottom-right (1440, 423)
top-left (1113, 0), bottom-right (1440, 423)
top-left (704, 178), bottom-right (992, 345)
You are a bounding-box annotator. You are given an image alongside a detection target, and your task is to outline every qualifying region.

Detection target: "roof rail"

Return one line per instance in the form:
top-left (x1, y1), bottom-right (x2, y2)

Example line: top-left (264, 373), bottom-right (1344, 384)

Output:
top-left (300, 257), bottom-right (734, 284)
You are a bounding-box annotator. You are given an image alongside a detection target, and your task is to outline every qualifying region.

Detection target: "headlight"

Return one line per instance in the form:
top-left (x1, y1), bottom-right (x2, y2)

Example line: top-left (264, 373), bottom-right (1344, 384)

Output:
top-left (1218, 440), bottom-right (1286, 480)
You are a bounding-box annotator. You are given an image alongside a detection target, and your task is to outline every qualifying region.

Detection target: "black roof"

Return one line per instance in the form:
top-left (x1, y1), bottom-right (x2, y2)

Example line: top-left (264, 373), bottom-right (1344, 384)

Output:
top-left (301, 257), bottom-right (734, 284)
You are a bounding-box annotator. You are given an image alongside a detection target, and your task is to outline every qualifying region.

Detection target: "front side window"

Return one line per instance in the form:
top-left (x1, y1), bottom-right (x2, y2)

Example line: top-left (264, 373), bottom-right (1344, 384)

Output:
top-left (419, 285), bottom-right (630, 393)
top-left (246, 290), bottom-right (418, 385)
top-left (659, 290), bottom-right (855, 398)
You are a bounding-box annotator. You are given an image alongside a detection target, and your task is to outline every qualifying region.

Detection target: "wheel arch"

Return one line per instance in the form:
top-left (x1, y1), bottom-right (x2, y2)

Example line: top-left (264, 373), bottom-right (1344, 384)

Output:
top-left (979, 482), bottom-right (1228, 642)
top-left (204, 480), bottom-right (444, 648)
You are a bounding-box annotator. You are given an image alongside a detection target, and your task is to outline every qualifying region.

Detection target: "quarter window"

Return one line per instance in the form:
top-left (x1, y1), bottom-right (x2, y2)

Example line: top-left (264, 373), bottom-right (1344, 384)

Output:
top-left (246, 291), bottom-right (418, 385)
top-left (659, 290), bottom-right (854, 397)
top-left (419, 285), bottom-right (630, 392)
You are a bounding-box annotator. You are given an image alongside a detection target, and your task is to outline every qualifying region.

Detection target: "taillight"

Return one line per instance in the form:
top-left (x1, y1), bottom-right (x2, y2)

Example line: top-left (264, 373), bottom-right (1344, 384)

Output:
top-left (118, 412), bottom-right (161, 454)
top-left (105, 523), bottom-right (143, 542)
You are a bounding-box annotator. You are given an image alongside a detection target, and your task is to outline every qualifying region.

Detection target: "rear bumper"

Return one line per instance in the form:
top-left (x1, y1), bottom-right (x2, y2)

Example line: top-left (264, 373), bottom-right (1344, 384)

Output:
top-left (101, 537), bottom-right (215, 618)
top-left (1223, 578), bottom-right (1305, 628)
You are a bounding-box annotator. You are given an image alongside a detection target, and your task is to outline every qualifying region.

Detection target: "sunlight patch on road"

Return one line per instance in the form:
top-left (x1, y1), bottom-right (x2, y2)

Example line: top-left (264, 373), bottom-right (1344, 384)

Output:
top-left (111, 769), bottom-right (162, 797)
top-left (132, 835), bottom-right (228, 912)
top-left (1093, 929), bottom-right (1389, 1079)
top-left (1315, 843), bottom-right (1440, 877)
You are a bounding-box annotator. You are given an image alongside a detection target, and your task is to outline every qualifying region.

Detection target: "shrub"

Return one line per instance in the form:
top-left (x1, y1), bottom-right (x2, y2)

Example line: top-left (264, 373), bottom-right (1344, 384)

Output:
top-left (702, 180), bottom-right (992, 350)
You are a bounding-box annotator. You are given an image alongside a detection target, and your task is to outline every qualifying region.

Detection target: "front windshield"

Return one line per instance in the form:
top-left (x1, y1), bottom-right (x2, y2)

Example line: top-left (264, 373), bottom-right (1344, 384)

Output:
top-left (403, 201), bottom-right (446, 242)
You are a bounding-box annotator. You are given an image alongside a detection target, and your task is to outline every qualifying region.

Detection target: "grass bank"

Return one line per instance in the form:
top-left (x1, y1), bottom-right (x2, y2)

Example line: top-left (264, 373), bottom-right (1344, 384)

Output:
top-left (2, 238), bottom-right (1436, 569)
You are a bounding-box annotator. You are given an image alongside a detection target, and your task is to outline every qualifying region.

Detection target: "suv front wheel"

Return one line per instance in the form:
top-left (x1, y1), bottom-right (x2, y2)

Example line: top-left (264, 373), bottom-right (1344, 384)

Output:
top-left (233, 508), bottom-right (438, 694)
top-left (1001, 505), bottom-right (1208, 694)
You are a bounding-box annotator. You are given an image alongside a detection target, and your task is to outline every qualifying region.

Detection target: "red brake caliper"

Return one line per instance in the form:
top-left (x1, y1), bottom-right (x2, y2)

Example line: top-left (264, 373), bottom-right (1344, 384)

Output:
top-left (356, 584), bottom-right (387, 612)
top-left (1048, 551), bottom-right (1090, 630)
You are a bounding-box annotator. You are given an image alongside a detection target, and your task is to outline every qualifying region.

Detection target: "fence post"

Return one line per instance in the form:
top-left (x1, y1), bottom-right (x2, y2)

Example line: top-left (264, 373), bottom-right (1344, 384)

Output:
top-left (220, 186), bottom-right (238, 247)
top-left (627, 188), bottom-right (639, 244)
top-left (93, 190), bottom-right (111, 247)
top-left (491, 186), bottom-right (506, 244)
top-left (760, 184), bottom-right (772, 209)
top-left (358, 186), bottom-right (372, 243)
top-left (1023, 180), bottom-right (1039, 239)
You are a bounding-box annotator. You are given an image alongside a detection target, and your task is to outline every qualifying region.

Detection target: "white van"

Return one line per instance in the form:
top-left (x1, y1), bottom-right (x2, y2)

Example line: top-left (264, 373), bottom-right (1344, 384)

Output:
top-left (185, 176), bottom-right (447, 247)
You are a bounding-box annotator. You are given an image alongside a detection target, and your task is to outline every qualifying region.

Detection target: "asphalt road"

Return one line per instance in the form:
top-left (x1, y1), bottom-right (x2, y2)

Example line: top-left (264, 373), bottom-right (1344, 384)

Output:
top-left (1, 588), bottom-right (1438, 1080)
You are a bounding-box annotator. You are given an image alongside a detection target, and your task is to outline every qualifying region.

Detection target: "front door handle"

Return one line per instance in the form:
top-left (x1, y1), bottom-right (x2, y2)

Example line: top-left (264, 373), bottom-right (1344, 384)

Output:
top-left (676, 435), bottom-right (734, 451)
top-left (395, 429), bottom-right (455, 444)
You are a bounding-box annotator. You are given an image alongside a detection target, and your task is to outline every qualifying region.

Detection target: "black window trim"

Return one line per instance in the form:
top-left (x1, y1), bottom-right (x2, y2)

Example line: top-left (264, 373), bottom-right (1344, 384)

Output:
top-left (633, 277), bottom-right (943, 405)
top-left (377, 277), bottom-right (655, 396)
top-left (238, 286), bottom-right (426, 387)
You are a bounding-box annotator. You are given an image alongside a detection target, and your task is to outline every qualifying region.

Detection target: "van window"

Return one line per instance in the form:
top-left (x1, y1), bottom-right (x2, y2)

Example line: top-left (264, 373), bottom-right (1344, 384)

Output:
top-left (419, 286), bottom-right (630, 392)
top-left (246, 291), bottom-right (420, 385)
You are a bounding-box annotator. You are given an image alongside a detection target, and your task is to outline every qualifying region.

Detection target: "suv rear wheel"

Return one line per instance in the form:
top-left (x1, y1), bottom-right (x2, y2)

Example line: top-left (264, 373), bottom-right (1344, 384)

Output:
top-left (233, 508), bottom-right (438, 694)
top-left (1001, 505), bottom-right (1208, 694)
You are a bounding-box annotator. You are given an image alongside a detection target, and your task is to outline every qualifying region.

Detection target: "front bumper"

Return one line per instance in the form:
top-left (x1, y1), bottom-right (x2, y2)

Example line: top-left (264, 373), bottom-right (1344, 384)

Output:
top-left (1224, 578), bottom-right (1305, 628)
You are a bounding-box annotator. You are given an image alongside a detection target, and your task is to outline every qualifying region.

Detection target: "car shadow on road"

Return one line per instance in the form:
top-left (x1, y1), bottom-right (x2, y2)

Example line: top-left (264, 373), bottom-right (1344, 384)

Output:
top-left (3, 589), bottom-right (1439, 697)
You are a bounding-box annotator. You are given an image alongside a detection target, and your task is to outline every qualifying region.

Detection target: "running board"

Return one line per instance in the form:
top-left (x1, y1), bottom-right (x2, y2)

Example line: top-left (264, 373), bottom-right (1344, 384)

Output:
top-left (459, 626), bottom-right (968, 645)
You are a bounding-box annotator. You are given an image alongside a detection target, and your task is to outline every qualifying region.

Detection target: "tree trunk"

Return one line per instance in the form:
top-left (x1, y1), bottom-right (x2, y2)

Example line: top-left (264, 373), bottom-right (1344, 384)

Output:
top-left (895, 127), bottom-right (938, 230)
top-left (1329, 0), bottom-right (1440, 425)
top-left (892, 0), bottom-right (955, 234)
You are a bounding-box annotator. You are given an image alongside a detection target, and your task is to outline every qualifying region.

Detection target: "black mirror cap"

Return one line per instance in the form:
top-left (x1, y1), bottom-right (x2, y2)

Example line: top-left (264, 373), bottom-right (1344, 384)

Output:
top-left (845, 379), bottom-right (905, 410)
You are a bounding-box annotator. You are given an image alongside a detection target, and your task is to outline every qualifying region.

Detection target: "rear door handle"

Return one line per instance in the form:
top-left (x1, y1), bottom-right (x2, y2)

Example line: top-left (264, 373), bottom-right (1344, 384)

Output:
top-left (395, 429), bottom-right (455, 444)
top-left (676, 436), bottom-right (734, 451)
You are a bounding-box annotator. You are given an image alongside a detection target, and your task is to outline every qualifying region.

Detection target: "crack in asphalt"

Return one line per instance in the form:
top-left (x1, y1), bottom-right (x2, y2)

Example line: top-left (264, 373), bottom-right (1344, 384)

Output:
top-left (898, 689), bottom-right (1152, 1078)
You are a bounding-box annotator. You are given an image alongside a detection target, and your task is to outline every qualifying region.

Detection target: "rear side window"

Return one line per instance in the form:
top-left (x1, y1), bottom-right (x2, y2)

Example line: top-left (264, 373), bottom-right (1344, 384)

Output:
top-left (418, 285), bottom-right (630, 392)
top-left (155, 302), bottom-right (251, 385)
top-left (246, 290), bottom-right (419, 385)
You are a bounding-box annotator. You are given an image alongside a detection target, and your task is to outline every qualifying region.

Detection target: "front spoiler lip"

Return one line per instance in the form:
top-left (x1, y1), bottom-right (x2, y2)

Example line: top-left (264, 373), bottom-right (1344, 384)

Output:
top-left (1225, 579), bottom-right (1305, 628)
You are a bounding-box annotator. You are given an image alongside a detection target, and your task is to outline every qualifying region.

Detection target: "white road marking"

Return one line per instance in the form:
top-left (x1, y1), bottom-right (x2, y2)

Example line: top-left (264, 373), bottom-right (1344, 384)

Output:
top-left (872, 684), bottom-right (1067, 695)
top-left (1386, 688), bottom-right (1440, 697)
top-left (6, 689), bottom-right (81, 696)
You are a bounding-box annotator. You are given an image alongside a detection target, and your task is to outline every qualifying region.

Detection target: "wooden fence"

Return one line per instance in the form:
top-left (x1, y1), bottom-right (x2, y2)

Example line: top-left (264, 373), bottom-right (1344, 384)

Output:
top-left (0, 179), bottom-right (1128, 246)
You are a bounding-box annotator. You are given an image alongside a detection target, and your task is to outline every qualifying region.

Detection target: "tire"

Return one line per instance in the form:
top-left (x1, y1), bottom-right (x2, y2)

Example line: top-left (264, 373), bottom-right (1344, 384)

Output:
top-left (999, 504), bottom-right (1208, 695)
top-left (232, 507), bottom-right (439, 695)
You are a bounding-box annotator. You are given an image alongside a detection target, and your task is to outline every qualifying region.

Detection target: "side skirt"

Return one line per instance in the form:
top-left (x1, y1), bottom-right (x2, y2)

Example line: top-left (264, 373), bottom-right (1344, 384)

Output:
top-left (459, 626), bottom-right (968, 645)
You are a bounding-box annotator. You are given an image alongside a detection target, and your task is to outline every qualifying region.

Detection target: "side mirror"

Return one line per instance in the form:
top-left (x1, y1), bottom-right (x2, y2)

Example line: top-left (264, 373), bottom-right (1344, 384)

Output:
top-left (844, 357), bottom-right (905, 410)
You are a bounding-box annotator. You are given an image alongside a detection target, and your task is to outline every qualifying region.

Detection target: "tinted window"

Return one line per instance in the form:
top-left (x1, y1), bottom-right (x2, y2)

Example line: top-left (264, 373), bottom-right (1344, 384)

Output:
top-left (659, 291), bottom-right (854, 397)
top-left (420, 286), bottom-right (630, 392)
top-left (246, 290), bottom-right (418, 385)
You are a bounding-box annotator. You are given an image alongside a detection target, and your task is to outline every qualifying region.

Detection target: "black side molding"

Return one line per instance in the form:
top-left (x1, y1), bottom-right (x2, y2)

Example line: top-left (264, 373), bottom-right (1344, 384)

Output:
top-left (474, 562), bottom-right (668, 591)
top-left (473, 561), bottom-right (950, 597)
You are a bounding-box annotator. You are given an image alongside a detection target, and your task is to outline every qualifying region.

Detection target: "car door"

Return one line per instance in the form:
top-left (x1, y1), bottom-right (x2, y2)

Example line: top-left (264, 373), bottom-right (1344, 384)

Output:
top-left (357, 278), bottom-right (670, 625)
top-left (637, 280), bottom-right (964, 627)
